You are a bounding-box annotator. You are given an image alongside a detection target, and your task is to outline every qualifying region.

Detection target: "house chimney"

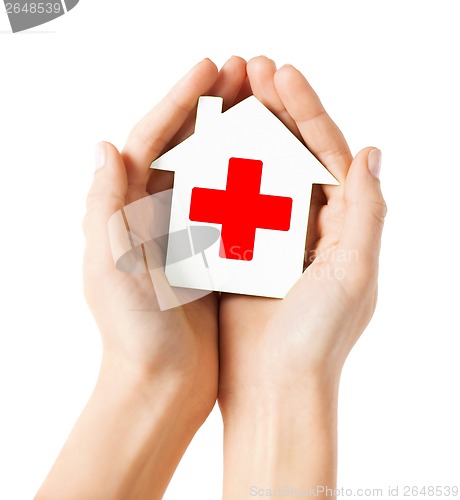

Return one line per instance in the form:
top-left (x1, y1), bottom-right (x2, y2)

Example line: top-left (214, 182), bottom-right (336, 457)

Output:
top-left (195, 96), bottom-right (223, 133)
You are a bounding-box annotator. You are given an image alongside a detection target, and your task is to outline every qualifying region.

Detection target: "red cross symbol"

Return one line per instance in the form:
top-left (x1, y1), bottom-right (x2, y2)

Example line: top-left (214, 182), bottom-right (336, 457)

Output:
top-left (189, 157), bottom-right (293, 261)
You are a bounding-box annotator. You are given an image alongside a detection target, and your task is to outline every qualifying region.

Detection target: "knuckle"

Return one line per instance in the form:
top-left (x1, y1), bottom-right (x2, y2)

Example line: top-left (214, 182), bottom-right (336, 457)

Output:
top-left (85, 188), bottom-right (99, 211)
top-left (371, 198), bottom-right (388, 227)
top-left (130, 127), bottom-right (167, 156)
top-left (349, 198), bottom-right (387, 228)
top-left (166, 90), bottom-right (195, 115)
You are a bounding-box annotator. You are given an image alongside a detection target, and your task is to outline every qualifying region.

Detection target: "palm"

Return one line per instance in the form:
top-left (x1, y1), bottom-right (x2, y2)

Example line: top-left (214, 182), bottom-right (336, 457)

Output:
top-left (219, 184), bottom-right (348, 367)
top-left (219, 58), bottom-right (365, 390)
top-left (85, 234), bottom-right (219, 373)
top-left (84, 58), bottom-right (249, 404)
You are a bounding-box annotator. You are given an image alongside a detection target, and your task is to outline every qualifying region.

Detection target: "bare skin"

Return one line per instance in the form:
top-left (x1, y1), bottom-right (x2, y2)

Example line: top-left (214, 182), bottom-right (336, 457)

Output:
top-left (218, 57), bottom-right (386, 499)
top-left (37, 56), bottom-right (385, 500)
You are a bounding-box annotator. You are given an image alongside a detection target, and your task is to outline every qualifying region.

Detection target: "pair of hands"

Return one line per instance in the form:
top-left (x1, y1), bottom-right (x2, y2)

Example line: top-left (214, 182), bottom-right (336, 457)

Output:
top-left (83, 55), bottom-right (385, 477)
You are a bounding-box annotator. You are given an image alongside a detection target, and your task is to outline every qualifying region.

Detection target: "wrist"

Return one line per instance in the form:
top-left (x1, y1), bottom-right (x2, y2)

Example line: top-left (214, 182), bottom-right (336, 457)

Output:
top-left (97, 351), bottom-right (215, 428)
top-left (220, 375), bottom-right (340, 497)
top-left (219, 367), bottom-right (340, 420)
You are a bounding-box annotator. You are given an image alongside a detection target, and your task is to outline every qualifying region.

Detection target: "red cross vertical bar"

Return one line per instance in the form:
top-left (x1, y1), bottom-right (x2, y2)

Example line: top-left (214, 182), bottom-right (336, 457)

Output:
top-left (189, 157), bottom-right (292, 261)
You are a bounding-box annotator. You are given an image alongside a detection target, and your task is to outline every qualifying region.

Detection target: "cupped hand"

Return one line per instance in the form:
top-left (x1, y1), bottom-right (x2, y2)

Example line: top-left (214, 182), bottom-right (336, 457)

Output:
top-left (219, 57), bottom-right (387, 402)
top-left (83, 57), bottom-right (248, 419)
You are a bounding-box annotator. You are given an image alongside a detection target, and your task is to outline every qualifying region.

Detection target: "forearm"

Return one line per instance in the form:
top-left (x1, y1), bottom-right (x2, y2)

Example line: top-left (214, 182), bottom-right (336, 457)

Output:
top-left (37, 355), bottom-right (204, 500)
top-left (220, 375), bottom-right (340, 500)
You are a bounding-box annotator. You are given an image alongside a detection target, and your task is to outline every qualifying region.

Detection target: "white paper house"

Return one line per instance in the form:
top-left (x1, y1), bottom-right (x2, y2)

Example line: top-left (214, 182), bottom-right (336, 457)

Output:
top-left (150, 96), bottom-right (338, 298)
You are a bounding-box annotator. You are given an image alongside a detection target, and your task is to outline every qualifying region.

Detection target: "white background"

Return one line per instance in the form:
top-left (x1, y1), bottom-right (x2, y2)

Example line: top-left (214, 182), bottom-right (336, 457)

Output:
top-left (1, 1), bottom-right (459, 498)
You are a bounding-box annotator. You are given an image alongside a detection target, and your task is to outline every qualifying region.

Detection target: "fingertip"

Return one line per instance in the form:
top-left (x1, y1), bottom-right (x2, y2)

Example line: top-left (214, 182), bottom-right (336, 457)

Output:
top-left (344, 147), bottom-right (387, 215)
top-left (99, 141), bottom-right (123, 170)
top-left (346, 147), bottom-right (378, 183)
top-left (356, 146), bottom-right (379, 159)
top-left (367, 148), bottom-right (382, 179)
top-left (219, 55), bottom-right (247, 76)
top-left (200, 58), bottom-right (219, 87)
top-left (350, 147), bottom-right (382, 181)
top-left (247, 57), bottom-right (278, 97)
top-left (95, 141), bottom-right (120, 172)
top-left (274, 64), bottom-right (306, 91)
top-left (87, 141), bottom-right (128, 220)
top-left (209, 56), bottom-right (249, 110)
top-left (189, 58), bottom-right (218, 82)
top-left (275, 63), bottom-right (296, 79)
top-left (247, 55), bottom-right (276, 71)
top-left (277, 63), bottom-right (295, 72)
top-left (338, 147), bottom-right (387, 271)
top-left (227, 55), bottom-right (247, 66)
top-left (104, 141), bottom-right (121, 156)
top-left (200, 57), bottom-right (218, 74)
top-left (95, 141), bottom-right (107, 171)
top-left (274, 65), bottom-right (297, 99)
top-left (93, 141), bottom-right (127, 189)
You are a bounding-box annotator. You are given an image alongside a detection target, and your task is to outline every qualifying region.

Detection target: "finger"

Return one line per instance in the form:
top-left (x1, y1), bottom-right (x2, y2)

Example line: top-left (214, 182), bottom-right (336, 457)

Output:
top-left (83, 142), bottom-right (128, 270)
top-left (233, 76), bottom-right (252, 104)
top-left (122, 58), bottom-right (219, 192)
top-left (160, 56), bottom-right (247, 152)
top-left (339, 148), bottom-right (386, 271)
top-left (274, 64), bottom-right (352, 186)
top-left (210, 56), bottom-right (247, 110)
top-left (247, 56), bottom-right (301, 139)
top-left (147, 56), bottom-right (247, 194)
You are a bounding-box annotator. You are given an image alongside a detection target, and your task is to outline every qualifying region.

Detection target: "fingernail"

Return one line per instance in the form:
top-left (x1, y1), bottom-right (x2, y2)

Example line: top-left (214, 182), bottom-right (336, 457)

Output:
top-left (95, 142), bottom-right (107, 171)
top-left (368, 149), bottom-right (382, 179)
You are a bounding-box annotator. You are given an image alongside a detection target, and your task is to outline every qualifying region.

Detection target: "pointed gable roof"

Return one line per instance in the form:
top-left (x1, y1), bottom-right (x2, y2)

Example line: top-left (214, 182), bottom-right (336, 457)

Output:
top-left (151, 95), bottom-right (338, 186)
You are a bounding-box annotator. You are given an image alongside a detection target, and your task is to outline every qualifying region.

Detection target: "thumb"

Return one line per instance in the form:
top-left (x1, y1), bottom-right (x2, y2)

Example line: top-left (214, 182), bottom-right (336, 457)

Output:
top-left (83, 142), bottom-right (128, 248)
top-left (339, 147), bottom-right (387, 269)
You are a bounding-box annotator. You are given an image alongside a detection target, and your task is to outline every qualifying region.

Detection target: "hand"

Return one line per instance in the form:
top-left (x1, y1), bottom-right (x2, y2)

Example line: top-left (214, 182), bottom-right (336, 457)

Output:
top-left (218, 56), bottom-right (386, 497)
top-left (219, 56), bottom-right (386, 393)
top-left (84, 56), bottom-right (248, 406)
top-left (38, 57), bottom-right (250, 500)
